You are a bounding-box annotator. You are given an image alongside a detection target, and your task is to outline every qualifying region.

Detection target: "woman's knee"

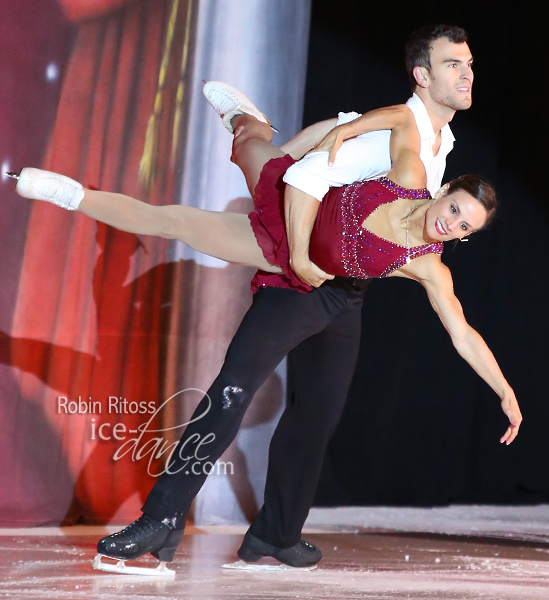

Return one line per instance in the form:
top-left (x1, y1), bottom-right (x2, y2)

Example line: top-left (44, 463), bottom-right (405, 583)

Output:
top-left (230, 117), bottom-right (273, 164)
top-left (233, 114), bottom-right (273, 140)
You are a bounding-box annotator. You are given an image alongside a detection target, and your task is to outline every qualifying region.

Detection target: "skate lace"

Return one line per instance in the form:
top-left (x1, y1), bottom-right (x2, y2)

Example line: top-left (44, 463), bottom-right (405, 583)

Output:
top-left (206, 89), bottom-right (241, 116)
top-left (34, 176), bottom-right (81, 209)
top-left (114, 515), bottom-right (160, 540)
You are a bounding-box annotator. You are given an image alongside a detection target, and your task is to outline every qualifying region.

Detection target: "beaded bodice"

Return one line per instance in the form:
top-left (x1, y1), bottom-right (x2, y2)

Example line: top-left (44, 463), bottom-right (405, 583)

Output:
top-left (309, 177), bottom-right (443, 279)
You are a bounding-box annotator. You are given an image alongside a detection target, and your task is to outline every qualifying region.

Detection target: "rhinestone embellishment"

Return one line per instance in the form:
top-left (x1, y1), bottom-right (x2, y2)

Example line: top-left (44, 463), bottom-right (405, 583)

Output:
top-left (339, 178), bottom-right (442, 279)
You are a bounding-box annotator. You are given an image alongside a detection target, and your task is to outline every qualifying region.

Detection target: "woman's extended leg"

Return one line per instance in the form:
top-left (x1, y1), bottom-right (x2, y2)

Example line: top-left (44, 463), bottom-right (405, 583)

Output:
top-left (17, 84), bottom-right (334, 273)
top-left (80, 190), bottom-right (279, 271)
top-left (15, 169), bottom-right (281, 273)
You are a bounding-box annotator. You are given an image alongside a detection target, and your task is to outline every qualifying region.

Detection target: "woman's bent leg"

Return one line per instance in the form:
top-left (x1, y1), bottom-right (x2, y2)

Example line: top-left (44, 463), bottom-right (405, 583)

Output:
top-left (231, 116), bottom-right (338, 192)
top-left (230, 114), bottom-right (285, 196)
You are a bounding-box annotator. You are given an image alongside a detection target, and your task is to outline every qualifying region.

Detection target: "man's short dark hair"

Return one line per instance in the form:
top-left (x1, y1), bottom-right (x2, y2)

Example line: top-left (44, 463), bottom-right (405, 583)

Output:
top-left (405, 25), bottom-right (468, 90)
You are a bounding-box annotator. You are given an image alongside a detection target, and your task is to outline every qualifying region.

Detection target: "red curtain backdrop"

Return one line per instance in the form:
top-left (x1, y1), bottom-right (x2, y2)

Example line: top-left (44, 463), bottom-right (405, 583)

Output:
top-left (0, 0), bottom-right (308, 528)
top-left (2, 0), bottom-right (193, 525)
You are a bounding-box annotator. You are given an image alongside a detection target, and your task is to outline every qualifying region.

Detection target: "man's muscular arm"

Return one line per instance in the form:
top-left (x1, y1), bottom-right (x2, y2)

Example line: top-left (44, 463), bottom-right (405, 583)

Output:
top-left (284, 105), bottom-right (415, 286)
top-left (312, 105), bottom-right (410, 165)
top-left (284, 186), bottom-right (335, 288)
top-left (280, 119), bottom-right (338, 160)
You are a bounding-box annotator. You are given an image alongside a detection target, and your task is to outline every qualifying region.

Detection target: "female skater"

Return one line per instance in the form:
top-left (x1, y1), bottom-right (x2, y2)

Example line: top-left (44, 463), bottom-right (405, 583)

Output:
top-left (10, 83), bottom-right (521, 575)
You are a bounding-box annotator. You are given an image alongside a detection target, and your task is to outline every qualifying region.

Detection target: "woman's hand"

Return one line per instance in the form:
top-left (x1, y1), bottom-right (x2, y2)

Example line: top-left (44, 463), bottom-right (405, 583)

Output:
top-left (309, 125), bottom-right (350, 167)
top-left (500, 393), bottom-right (522, 445)
top-left (291, 258), bottom-right (335, 288)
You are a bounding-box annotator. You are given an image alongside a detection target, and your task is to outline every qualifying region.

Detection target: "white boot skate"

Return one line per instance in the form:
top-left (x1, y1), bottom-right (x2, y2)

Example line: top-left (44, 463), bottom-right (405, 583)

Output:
top-left (8, 168), bottom-right (85, 211)
top-left (202, 81), bottom-right (278, 133)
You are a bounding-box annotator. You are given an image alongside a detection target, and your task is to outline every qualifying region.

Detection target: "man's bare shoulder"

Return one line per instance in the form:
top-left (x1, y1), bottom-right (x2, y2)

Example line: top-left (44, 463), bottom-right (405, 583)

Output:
top-left (400, 105), bottom-right (420, 132)
top-left (380, 104), bottom-right (414, 127)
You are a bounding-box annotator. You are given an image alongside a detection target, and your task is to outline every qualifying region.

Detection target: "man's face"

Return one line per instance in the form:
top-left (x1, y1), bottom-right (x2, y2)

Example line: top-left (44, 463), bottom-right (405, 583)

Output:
top-left (425, 39), bottom-right (474, 111)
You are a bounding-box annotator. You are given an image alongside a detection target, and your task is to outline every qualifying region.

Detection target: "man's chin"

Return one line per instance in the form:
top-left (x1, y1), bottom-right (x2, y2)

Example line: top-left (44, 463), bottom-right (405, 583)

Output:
top-left (454, 96), bottom-right (472, 111)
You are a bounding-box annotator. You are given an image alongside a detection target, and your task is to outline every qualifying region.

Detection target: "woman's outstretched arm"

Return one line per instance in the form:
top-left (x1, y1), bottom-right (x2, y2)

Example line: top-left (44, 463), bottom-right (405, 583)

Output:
top-left (406, 256), bottom-right (522, 444)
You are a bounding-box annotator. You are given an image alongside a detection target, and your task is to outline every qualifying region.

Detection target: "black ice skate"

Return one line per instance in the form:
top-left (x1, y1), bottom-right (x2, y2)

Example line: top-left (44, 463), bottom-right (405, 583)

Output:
top-left (222, 531), bottom-right (322, 571)
top-left (92, 514), bottom-right (183, 577)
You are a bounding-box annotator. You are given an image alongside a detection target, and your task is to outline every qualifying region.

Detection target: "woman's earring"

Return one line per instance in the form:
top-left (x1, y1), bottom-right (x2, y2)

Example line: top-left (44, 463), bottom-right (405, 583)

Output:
top-left (459, 237), bottom-right (469, 242)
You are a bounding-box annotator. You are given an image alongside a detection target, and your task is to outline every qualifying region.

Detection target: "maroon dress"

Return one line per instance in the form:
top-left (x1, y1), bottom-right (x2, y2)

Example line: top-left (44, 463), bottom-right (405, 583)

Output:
top-left (249, 155), bottom-right (443, 293)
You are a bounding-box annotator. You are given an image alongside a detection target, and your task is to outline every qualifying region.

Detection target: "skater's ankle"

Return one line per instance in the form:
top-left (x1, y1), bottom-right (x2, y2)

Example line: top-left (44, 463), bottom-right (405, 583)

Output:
top-left (142, 512), bottom-right (182, 532)
top-left (229, 112), bottom-right (247, 131)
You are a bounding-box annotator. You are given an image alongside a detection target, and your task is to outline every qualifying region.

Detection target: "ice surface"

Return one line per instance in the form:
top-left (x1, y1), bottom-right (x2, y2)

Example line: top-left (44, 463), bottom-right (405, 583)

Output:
top-left (0, 506), bottom-right (548, 599)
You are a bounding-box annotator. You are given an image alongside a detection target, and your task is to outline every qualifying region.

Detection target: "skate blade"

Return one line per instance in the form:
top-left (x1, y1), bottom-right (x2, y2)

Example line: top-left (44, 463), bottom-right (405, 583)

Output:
top-left (221, 560), bottom-right (317, 572)
top-left (92, 554), bottom-right (175, 578)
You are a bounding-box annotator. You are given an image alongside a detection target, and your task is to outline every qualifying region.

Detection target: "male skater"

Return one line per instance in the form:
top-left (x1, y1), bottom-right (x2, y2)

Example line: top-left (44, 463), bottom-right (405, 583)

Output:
top-left (93, 24), bottom-right (474, 574)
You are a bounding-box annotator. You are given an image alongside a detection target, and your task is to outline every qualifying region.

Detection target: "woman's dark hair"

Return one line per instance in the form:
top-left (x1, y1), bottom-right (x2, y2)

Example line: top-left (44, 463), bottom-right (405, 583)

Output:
top-left (446, 174), bottom-right (497, 227)
top-left (405, 25), bottom-right (468, 89)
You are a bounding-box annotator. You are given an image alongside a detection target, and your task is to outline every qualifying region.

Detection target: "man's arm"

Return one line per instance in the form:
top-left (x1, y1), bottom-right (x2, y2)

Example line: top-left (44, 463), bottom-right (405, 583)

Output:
top-left (313, 105), bottom-right (411, 166)
top-left (282, 105), bottom-right (409, 202)
top-left (284, 186), bottom-right (334, 288)
top-left (282, 131), bottom-right (391, 286)
top-left (283, 105), bottom-right (413, 285)
top-left (280, 119), bottom-right (338, 161)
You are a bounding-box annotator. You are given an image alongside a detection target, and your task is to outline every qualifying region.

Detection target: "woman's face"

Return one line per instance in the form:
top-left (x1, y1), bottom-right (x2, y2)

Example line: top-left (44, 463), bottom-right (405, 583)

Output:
top-left (425, 189), bottom-right (487, 242)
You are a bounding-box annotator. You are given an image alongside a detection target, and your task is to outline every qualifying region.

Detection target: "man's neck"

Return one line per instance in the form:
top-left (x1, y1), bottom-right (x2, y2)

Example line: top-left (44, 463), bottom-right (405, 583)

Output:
top-left (414, 89), bottom-right (456, 134)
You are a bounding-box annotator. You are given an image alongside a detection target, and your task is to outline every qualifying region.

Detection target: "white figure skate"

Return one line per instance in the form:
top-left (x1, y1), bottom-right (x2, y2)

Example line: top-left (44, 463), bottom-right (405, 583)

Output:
top-left (92, 554), bottom-right (175, 577)
top-left (203, 81), bottom-right (278, 134)
top-left (7, 168), bottom-right (84, 210)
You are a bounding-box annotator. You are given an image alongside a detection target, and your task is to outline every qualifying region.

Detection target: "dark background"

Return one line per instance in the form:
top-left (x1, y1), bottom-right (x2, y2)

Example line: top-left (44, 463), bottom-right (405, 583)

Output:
top-left (305, 0), bottom-right (549, 505)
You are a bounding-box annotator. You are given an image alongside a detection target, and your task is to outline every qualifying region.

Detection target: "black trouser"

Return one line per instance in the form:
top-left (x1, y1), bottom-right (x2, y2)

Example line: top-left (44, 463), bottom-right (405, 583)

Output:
top-left (142, 278), bottom-right (368, 545)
